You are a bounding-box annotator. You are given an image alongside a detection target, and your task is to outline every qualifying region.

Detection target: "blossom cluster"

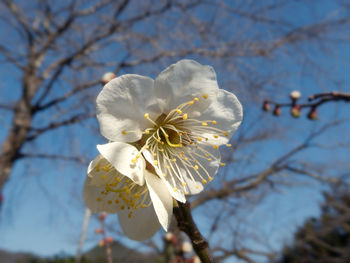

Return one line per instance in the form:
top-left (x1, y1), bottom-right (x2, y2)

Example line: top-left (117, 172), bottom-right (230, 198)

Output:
top-left (83, 60), bottom-right (243, 240)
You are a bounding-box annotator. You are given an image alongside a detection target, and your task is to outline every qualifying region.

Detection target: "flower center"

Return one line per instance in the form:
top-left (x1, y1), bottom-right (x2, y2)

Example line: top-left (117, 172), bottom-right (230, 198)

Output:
top-left (93, 159), bottom-right (150, 218)
top-left (122, 94), bottom-right (232, 195)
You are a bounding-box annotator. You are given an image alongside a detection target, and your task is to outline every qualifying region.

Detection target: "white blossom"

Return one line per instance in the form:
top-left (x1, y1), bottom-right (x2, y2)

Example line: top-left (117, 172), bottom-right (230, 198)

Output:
top-left (96, 59), bottom-right (243, 202)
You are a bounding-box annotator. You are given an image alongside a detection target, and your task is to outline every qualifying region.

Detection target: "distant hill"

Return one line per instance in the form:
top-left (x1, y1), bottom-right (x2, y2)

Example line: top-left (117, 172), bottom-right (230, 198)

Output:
top-left (0, 242), bottom-right (158, 263)
top-left (0, 249), bottom-right (41, 263)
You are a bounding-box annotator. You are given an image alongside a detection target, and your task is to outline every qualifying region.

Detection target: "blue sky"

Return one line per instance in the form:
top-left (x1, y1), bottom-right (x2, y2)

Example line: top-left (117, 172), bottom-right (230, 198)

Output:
top-left (1, 1), bottom-right (350, 262)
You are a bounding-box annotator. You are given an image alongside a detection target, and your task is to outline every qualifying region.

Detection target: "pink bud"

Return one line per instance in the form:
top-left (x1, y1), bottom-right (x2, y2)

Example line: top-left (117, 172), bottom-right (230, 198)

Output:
top-left (101, 72), bottom-right (116, 85)
top-left (164, 232), bottom-right (178, 245)
top-left (99, 212), bottom-right (107, 221)
top-left (273, 105), bottom-right (281, 116)
top-left (307, 107), bottom-right (318, 120)
top-left (262, 100), bottom-right (270, 111)
top-left (105, 237), bottom-right (114, 244)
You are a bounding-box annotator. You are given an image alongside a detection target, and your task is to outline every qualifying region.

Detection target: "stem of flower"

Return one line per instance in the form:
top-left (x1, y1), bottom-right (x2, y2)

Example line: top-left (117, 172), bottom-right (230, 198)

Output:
top-left (173, 201), bottom-right (213, 263)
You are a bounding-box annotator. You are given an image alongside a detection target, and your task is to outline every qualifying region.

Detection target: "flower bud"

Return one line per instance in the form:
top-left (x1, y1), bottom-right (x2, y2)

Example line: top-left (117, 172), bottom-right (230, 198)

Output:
top-left (98, 240), bottom-right (105, 247)
top-left (262, 100), bottom-right (270, 111)
top-left (307, 107), bottom-right (318, 120)
top-left (164, 232), bottom-right (178, 245)
top-left (273, 105), bottom-right (281, 116)
top-left (101, 72), bottom-right (116, 85)
top-left (95, 228), bottom-right (104, 234)
top-left (105, 237), bottom-right (114, 244)
top-left (290, 105), bottom-right (301, 118)
top-left (289, 90), bottom-right (301, 100)
top-left (99, 212), bottom-right (107, 221)
top-left (181, 241), bottom-right (193, 253)
top-left (164, 232), bottom-right (174, 241)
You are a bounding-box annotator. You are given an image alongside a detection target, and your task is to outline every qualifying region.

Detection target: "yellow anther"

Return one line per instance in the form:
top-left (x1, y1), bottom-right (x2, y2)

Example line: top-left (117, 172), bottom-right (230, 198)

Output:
top-left (97, 197), bottom-right (102, 202)
top-left (213, 145), bottom-right (219, 150)
top-left (121, 205), bottom-right (125, 210)
top-left (183, 113), bottom-right (188, 120)
top-left (145, 145), bottom-right (149, 149)
top-left (141, 204), bottom-right (147, 208)
top-left (183, 131), bottom-right (188, 135)
top-left (108, 200), bottom-right (112, 204)
top-left (153, 160), bottom-right (158, 166)
top-left (101, 175), bottom-right (106, 180)
top-left (182, 182), bottom-right (187, 186)
top-left (223, 131), bottom-right (229, 136)
top-left (209, 176), bottom-right (213, 181)
top-left (220, 163), bottom-right (226, 167)
top-left (166, 165), bottom-right (170, 169)
top-left (153, 153), bottom-right (157, 157)
top-left (173, 187), bottom-right (178, 192)
top-left (115, 200), bottom-right (119, 204)
top-left (136, 153), bottom-right (141, 158)
top-left (102, 166), bottom-right (110, 172)
top-left (194, 160), bottom-right (198, 164)
top-left (162, 173), bottom-right (166, 177)
top-left (197, 137), bottom-right (202, 141)
top-left (226, 144), bottom-right (232, 147)
top-left (203, 94), bottom-right (208, 99)
top-left (207, 158), bottom-right (212, 161)
top-left (176, 109), bottom-right (182, 114)
top-left (195, 185), bottom-right (199, 189)
top-left (184, 157), bottom-right (188, 161)
top-left (213, 135), bottom-right (218, 139)
top-left (124, 187), bottom-right (131, 195)
top-left (205, 154), bottom-right (209, 157)
top-left (128, 212), bottom-right (133, 218)
top-left (202, 179), bottom-right (207, 184)
top-left (131, 158), bottom-right (137, 164)
top-left (144, 113), bottom-right (149, 118)
top-left (212, 120), bottom-right (216, 125)
top-left (122, 130), bottom-right (127, 135)
top-left (185, 191), bottom-right (189, 195)
top-left (145, 130), bottom-right (150, 134)
top-left (194, 97), bottom-right (199, 101)
top-left (194, 165), bottom-right (199, 170)
top-left (189, 101), bottom-right (194, 106)
top-left (172, 158), bottom-right (177, 162)
top-left (202, 122), bottom-right (208, 126)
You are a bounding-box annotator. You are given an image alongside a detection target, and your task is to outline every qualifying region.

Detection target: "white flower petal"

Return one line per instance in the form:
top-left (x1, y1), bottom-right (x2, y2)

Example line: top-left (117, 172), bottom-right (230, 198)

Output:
top-left (143, 150), bottom-right (186, 203)
top-left (83, 177), bottom-right (119, 213)
top-left (154, 59), bottom-right (219, 113)
top-left (199, 89), bottom-right (243, 145)
top-left (96, 75), bottom-right (160, 142)
top-left (87, 154), bottom-right (103, 174)
top-left (97, 142), bottom-right (145, 185)
top-left (145, 170), bottom-right (173, 231)
top-left (118, 203), bottom-right (161, 241)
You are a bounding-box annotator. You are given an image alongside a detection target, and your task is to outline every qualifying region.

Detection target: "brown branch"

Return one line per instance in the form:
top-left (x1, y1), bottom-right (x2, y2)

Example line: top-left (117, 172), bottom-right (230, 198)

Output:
top-left (26, 113), bottom-right (94, 141)
top-left (173, 201), bottom-right (213, 263)
top-left (17, 153), bottom-right (86, 164)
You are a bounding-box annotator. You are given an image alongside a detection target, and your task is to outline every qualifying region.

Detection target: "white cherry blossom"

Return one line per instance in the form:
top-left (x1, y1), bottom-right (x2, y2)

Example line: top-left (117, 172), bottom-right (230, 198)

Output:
top-left (83, 142), bottom-right (173, 241)
top-left (96, 59), bottom-right (243, 202)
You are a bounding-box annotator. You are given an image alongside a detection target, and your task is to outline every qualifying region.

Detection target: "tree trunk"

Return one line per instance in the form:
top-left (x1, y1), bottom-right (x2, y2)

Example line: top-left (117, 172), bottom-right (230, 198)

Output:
top-left (0, 98), bottom-right (33, 191)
